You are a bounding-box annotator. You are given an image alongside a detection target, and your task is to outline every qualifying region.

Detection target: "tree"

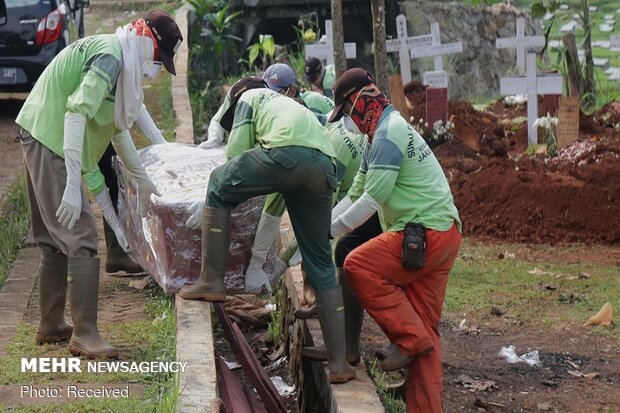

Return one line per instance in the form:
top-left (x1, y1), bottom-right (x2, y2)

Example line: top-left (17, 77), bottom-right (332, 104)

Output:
top-left (370, 0), bottom-right (389, 94)
top-left (331, 0), bottom-right (347, 77)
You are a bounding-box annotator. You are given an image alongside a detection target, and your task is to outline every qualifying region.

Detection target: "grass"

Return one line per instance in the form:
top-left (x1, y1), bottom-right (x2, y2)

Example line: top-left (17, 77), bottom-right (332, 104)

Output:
top-left (367, 358), bottom-right (407, 413)
top-left (444, 240), bottom-right (620, 338)
top-left (0, 289), bottom-right (177, 412)
top-left (0, 175), bottom-right (30, 289)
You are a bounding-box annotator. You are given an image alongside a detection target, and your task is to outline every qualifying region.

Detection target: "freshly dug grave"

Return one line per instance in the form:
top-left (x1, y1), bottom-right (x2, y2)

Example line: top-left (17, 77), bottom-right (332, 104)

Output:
top-left (404, 82), bottom-right (620, 245)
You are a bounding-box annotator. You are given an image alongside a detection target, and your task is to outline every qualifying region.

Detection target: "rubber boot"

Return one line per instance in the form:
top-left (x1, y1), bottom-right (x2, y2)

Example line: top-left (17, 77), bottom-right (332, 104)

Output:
top-left (103, 220), bottom-right (144, 275)
top-left (301, 269), bottom-right (364, 365)
top-left (294, 303), bottom-right (318, 319)
top-left (305, 286), bottom-right (356, 383)
top-left (244, 212), bottom-right (281, 294)
top-left (379, 340), bottom-right (433, 372)
top-left (35, 250), bottom-right (73, 344)
top-left (68, 256), bottom-right (119, 359)
top-left (178, 207), bottom-right (231, 302)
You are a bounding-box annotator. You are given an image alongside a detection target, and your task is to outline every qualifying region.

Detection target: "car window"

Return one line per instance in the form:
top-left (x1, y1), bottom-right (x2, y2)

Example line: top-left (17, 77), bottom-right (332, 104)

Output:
top-left (6, 0), bottom-right (41, 8)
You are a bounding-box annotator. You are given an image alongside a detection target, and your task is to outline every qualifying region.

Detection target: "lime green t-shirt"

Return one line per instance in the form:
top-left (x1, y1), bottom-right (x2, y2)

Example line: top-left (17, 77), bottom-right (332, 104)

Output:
top-left (348, 106), bottom-right (461, 232)
top-left (322, 64), bottom-right (336, 99)
top-left (328, 122), bottom-right (366, 202)
top-left (16, 34), bottom-right (122, 195)
top-left (225, 88), bottom-right (335, 160)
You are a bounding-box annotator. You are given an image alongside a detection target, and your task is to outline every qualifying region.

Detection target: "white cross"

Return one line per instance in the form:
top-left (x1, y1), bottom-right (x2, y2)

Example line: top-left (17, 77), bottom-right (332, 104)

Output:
top-left (500, 53), bottom-right (563, 145)
top-left (409, 22), bottom-right (463, 72)
top-left (304, 20), bottom-right (357, 66)
top-left (496, 17), bottom-right (546, 74)
top-left (386, 15), bottom-right (414, 84)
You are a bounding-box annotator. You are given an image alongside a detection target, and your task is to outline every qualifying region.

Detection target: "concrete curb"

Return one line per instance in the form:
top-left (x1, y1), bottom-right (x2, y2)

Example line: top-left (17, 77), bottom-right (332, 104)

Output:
top-left (0, 248), bottom-right (40, 358)
top-left (172, 5), bottom-right (218, 413)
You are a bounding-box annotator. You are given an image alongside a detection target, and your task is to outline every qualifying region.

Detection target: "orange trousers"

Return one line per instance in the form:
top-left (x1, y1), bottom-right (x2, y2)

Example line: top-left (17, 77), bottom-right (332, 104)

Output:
top-left (344, 224), bottom-right (461, 413)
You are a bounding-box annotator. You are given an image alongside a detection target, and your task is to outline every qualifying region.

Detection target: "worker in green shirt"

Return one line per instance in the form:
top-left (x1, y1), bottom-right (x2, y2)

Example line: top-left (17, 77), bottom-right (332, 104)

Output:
top-left (15, 11), bottom-right (183, 359)
top-left (179, 77), bottom-right (356, 384)
top-left (304, 57), bottom-right (336, 99)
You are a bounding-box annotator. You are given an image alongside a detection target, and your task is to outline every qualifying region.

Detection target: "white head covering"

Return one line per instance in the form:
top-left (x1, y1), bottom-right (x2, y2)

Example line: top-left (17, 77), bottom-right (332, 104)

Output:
top-left (114, 24), bottom-right (153, 131)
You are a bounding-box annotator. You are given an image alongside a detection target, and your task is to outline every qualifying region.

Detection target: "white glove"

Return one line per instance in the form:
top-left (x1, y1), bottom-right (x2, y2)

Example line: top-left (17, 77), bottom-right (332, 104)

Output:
top-left (185, 199), bottom-right (205, 229)
top-left (197, 119), bottom-right (225, 149)
top-left (95, 188), bottom-right (130, 252)
top-left (135, 104), bottom-right (166, 144)
top-left (56, 112), bottom-right (86, 229)
top-left (111, 130), bottom-right (161, 217)
top-left (331, 192), bottom-right (380, 239)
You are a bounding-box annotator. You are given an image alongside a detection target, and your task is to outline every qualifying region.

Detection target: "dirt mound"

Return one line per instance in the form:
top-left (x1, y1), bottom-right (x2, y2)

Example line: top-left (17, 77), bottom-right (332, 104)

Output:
top-left (404, 85), bottom-right (620, 245)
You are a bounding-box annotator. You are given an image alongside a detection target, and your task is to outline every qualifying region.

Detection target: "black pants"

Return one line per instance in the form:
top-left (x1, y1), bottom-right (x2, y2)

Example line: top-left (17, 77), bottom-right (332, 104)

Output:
top-left (334, 213), bottom-right (382, 268)
top-left (98, 143), bottom-right (119, 213)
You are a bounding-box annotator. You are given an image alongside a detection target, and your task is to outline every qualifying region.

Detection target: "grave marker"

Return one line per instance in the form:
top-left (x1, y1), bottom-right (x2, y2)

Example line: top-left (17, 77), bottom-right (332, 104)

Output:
top-left (304, 20), bottom-right (356, 66)
top-left (496, 18), bottom-right (546, 74)
top-left (386, 14), bottom-right (413, 84)
top-left (500, 53), bottom-right (563, 145)
top-left (611, 34), bottom-right (620, 51)
top-left (426, 87), bottom-right (448, 129)
top-left (410, 22), bottom-right (463, 72)
top-left (557, 96), bottom-right (580, 149)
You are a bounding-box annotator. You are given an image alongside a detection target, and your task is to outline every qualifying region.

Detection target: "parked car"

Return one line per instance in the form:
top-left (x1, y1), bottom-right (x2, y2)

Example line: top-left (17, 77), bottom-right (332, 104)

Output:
top-left (0, 0), bottom-right (88, 93)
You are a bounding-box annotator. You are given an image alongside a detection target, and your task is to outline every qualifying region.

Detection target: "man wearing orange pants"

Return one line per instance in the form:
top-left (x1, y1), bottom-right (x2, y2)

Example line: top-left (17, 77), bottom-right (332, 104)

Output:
top-left (327, 68), bottom-right (462, 412)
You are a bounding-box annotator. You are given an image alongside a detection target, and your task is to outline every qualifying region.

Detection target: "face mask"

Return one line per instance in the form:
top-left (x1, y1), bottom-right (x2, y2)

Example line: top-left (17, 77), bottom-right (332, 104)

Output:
top-left (342, 115), bottom-right (362, 135)
top-left (142, 60), bottom-right (163, 81)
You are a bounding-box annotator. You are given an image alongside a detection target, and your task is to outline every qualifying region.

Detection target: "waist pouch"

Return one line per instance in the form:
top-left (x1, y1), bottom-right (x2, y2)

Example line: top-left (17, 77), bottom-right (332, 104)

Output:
top-left (402, 222), bottom-right (426, 270)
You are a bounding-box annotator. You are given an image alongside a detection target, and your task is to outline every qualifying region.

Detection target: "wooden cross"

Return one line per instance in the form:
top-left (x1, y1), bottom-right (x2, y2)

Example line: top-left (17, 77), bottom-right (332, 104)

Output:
top-left (500, 53), bottom-right (563, 145)
top-left (304, 20), bottom-right (356, 66)
top-left (496, 17), bottom-right (546, 74)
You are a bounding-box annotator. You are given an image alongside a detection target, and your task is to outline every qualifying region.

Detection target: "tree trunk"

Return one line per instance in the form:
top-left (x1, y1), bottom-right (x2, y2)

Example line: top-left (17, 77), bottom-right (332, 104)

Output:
top-left (562, 33), bottom-right (581, 97)
top-left (581, 0), bottom-right (595, 107)
top-left (371, 0), bottom-right (389, 96)
top-left (331, 0), bottom-right (347, 78)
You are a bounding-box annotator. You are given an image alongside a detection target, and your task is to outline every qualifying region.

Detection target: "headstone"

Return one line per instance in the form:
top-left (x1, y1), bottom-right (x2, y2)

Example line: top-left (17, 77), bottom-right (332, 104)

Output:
top-left (560, 21), bottom-right (578, 33)
top-left (592, 40), bottom-right (611, 49)
top-left (610, 35), bottom-right (620, 51)
top-left (605, 67), bottom-right (620, 81)
top-left (405, 22), bottom-right (462, 126)
top-left (589, 5), bottom-right (598, 12)
top-left (496, 17), bottom-right (545, 74)
top-left (386, 14), bottom-right (414, 84)
top-left (559, 4), bottom-right (569, 10)
top-left (599, 23), bottom-right (615, 33)
top-left (543, 94), bottom-right (560, 116)
top-left (426, 87), bottom-right (448, 128)
top-left (304, 20), bottom-right (356, 66)
top-left (500, 53), bottom-right (564, 145)
top-left (422, 71), bottom-right (449, 89)
top-left (557, 96), bottom-right (580, 149)
top-left (593, 58), bottom-right (610, 71)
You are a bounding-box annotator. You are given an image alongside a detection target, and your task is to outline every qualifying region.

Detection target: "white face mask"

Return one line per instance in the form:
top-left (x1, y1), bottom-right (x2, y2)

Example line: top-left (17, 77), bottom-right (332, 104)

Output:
top-left (342, 115), bottom-right (362, 135)
top-left (141, 60), bottom-right (163, 81)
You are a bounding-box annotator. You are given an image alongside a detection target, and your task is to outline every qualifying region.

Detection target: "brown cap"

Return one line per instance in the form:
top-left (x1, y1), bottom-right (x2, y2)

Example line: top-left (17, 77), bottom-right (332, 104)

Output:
top-left (220, 77), bottom-right (267, 132)
top-left (328, 68), bottom-right (373, 123)
top-left (145, 11), bottom-right (183, 75)
top-left (303, 57), bottom-right (322, 82)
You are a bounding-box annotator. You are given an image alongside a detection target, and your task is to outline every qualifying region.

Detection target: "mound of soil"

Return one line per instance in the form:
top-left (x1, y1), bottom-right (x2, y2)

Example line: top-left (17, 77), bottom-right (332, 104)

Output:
top-left (404, 83), bottom-right (620, 245)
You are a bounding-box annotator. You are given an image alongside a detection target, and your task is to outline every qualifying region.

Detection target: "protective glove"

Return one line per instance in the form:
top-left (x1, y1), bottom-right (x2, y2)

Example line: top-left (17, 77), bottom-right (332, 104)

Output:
top-left (56, 112), bottom-right (86, 229)
top-left (197, 119), bottom-right (225, 149)
top-left (331, 192), bottom-right (380, 239)
top-left (111, 130), bottom-right (161, 217)
top-left (185, 199), bottom-right (205, 229)
top-left (135, 104), bottom-right (166, 144)
top-left (95, 187), bottom-right (130, 252)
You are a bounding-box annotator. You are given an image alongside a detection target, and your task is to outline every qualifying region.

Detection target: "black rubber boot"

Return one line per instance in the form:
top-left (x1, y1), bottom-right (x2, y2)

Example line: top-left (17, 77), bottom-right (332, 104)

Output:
top-left (301, 269), bottom-right (364, 365)
top-left (293, 303), bottom-right (318, 319)
top-left (103, 220), bottom-right (144, 275)
top-left (178, 207), bottom-right (231, 302)
top-left (305, 286), bottom-right (356, 383)
top-left (35, 250), bottom-right (73, 344)
top-left (68, 256), bottom-right (119, 359)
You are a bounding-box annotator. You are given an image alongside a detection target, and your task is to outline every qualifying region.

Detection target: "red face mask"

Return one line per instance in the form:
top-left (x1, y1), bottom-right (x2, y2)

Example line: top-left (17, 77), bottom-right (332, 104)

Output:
top-left (131, 18), bottom-right (159, 60)
top-left (348, 84), bottom-right (390, 141)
